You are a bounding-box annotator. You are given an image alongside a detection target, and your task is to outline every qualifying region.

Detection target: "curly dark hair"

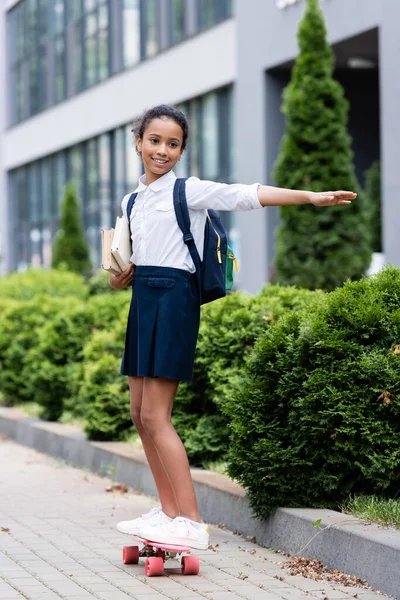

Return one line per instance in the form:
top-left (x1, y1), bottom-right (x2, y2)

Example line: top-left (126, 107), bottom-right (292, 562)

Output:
top-left (131, 105), bottom-right (189, 153)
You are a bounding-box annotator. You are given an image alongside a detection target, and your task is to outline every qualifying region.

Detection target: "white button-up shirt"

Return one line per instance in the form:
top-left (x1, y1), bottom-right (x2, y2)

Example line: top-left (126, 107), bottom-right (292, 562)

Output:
top-left (121, 170), bottom-right (262, 273)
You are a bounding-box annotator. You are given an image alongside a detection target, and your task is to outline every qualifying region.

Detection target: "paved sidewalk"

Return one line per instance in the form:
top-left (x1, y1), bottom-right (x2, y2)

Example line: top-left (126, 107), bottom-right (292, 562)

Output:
top-left (0, 439), bottom-right (391, 600)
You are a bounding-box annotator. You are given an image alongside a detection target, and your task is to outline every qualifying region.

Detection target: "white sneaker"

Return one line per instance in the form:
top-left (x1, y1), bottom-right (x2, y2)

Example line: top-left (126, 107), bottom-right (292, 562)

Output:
top-left (117, 507), bottom-right (172, 535)
top-left (138, 516), bottom-right (210, 550)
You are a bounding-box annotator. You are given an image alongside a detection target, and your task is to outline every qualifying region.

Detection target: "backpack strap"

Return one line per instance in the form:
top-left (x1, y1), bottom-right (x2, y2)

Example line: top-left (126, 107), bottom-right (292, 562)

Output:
top-left (173, 178), bottom-right (202, 299)
top-left (126, 193), bottom-right (138, 233)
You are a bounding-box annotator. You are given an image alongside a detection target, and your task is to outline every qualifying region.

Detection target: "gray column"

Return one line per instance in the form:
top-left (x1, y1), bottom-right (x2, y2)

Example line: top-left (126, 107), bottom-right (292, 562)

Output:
top-left (234, 2), bottom-right (269, 295)
top-left (0, 5), bottom-right (9, 275)
top-left (380, 1), bottom-right (400, 266)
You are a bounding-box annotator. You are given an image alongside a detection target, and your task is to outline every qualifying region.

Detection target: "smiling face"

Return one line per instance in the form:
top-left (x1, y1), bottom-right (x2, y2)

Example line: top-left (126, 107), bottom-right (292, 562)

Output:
top-left (136, 117), bottom-right (184, 185)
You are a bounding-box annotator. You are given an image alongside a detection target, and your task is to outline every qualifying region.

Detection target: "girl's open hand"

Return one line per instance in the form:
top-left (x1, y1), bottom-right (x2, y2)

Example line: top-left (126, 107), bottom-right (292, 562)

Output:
top-left (109, 263), bottom-right (135, 289)
top-left (309, 191), bottom-right (357, 207)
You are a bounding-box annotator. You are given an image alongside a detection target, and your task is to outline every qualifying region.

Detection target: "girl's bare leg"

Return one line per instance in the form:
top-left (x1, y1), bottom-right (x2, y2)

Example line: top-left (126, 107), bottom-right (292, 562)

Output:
top-left (140, 376), bottom-right (201, 523)
top-left (128, 376), bottom-right (179, 518)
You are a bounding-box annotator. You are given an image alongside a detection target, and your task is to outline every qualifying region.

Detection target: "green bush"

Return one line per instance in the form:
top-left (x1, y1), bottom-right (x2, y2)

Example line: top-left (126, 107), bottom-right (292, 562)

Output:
top-left (173, 286), bottom-right (320, 466)
top-left (87, 270), bottom-right (114, 296)
top-left (52, 183), bottom-right (92, 275)
top-left (25, 300), bottom-right (93, 421)
top-left (77, 322), bottom-right (131, 440)
top-left (273, 0), bottom-right (371, 290)
top-left (0, 296), bottom-right (68, 405)
top-left (23, 291), bottom-right (131, 422)
top-left (364, 160), bottom-right (382, 252)
top-left (0, 268), bottom-right (87, 300)
top-left (227, 267), bottom-right (400, 517)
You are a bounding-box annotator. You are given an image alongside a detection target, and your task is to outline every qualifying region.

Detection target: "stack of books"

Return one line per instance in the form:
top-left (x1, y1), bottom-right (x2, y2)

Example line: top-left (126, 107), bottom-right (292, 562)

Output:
top-left (101, 216), bottom-right (132, 275)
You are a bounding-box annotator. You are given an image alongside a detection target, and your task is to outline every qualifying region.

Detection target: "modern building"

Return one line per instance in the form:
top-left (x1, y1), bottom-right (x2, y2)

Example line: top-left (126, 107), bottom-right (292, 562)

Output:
top-left (0, 0), bottom-right (398, 294)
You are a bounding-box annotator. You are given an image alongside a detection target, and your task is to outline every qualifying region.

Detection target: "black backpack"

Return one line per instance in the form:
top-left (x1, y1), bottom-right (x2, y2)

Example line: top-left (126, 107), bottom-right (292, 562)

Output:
top-left (126, 177), bottom-right (238, 305)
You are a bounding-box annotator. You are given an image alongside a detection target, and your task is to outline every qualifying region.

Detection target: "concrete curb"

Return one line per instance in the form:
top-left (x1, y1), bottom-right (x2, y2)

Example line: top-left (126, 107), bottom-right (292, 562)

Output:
top-left (1, 406), bottom-right (399, 599)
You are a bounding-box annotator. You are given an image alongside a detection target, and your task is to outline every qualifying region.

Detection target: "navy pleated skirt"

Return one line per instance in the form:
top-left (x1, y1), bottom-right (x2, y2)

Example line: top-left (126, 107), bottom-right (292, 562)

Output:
top-left (120, 266), bottom-right (201, 382)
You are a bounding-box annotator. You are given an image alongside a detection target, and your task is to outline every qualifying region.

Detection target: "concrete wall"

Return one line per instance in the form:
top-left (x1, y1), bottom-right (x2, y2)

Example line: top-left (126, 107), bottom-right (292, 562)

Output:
top-left (0, 1), bottom-right (7, 276)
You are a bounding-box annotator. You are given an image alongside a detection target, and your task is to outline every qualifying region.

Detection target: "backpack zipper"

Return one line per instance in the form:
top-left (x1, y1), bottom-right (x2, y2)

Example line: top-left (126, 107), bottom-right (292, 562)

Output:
top-left (206, 211), bottom-right (222, 264)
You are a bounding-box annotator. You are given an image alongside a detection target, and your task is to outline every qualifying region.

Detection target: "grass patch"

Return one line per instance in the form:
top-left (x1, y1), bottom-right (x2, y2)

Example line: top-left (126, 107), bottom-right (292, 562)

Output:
top-left (343, 494), bottom-right (400, 530)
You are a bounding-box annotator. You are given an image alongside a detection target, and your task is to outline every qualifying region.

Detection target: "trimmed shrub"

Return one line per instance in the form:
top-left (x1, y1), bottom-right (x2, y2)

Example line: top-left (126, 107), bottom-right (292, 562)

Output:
top-left (227, 267), bottom-right (400, 517)
top-left (25, 291), bottom-right (130, 422)
top-left (52, 183), bottom-right (92, 275)
top-left (173, 286), bottom-right (321, 466)
top-left (0, 296), bottom-right (68, 405)
top-left (78, 321), bottom-right (131, 441)
top-left (25, 300), bottom-right (93, 421)
top-left (364, 160), bottom-right (382, 253)
top-left (87, 270), bottom-right (114, 296)
top-left (0, 268), bottom-right (87, 300)
top-left (273, 0), bottom-right (371, 290)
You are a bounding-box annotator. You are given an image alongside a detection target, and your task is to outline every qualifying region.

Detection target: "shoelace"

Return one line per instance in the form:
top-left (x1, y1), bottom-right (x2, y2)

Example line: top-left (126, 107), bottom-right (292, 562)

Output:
top-left (172, 517), bottom-right (197, 537)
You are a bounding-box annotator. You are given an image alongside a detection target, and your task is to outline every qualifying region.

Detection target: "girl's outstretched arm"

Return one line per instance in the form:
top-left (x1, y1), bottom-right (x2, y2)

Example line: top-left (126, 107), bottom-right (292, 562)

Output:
top-left (257, 185), bottom-right (356, 207)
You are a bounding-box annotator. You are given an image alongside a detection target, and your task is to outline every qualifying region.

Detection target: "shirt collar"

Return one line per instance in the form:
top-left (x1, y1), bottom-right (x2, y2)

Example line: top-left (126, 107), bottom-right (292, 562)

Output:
top-left (133, 170), bottom-right (176, 193)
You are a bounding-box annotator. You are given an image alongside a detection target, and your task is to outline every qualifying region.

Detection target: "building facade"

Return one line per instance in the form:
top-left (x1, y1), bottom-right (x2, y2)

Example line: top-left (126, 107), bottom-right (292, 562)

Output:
top-left (1, 0), bottom-right (399, 293)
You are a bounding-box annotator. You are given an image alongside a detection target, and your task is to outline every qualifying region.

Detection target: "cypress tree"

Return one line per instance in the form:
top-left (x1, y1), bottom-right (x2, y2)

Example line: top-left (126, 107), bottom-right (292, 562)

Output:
top-left (273, 0), bottom-right (372, 291)
top-left (364, 160), bottom-right (382, 253)
top-left (52, 183), bottom-right (92, 276)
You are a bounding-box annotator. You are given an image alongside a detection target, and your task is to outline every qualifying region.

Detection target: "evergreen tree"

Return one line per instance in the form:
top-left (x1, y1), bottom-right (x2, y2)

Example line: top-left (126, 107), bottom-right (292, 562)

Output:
top-left (364, 160), bottom-right (382, 253)
top-left (273, 0), bottom-right (372, 291)
top-left (52, 183), bottom-right (92, 275)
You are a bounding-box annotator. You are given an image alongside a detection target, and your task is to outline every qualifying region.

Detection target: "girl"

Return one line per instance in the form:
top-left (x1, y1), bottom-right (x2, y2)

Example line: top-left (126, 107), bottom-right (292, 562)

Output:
top-left (113, 105), bottom-right (355, 550)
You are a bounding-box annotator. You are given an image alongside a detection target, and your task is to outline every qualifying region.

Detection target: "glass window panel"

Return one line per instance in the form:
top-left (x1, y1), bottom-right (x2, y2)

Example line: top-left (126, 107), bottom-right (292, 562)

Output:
top-left (16, 2), bottom-right (26, 60)
top-left (50, 0), bottom-right (65, 34)
top-left (16, 62), bottom-right (25, 122)
top-left (41, 157), bottom-right (54, 266)
top-left (202, 93), bottom-right (219, 180)
top-left (84, 0), bottom-right (97, 12)
top-left (143, 0), bottom-right (160, 58)
top-left (72, 21), bottom-right (84, 92)
top-left (38, 0), bottom-right (49, 42)
top-left (99, 134), bottom-right (111, 228)
top-left (67, 0), bottom-right (82, 22)
top-left (28, 163), bottom-right (42, 266)
top-left (123, 0), bottom-right (140, 67)
top-left (69, 144), bottom-right (84, 203)
top-left (86, 36), bottom-right (97, 86)
top-left (15, 168), bottom-right (29, 271)
top-left (54, 35), bottom-right (65, 101)
top-left (53, 152), bottom-right (67, 217)
top-left (38, 46), bottom-right (48, 110)
top-left (174, 103), bottom-right (189, 177)
top-left (189, 99), bottom-right (200, 178)
top-left (98, 2), bottom-right (108, 28)
top-left (198, 0), bottom-right (214, 31)
top-left (87, 138), bottom-right (98, 212)
top-left (98, 24), bottom-right (109, 81)
top-left (114, 128), bottom-right (126, 215)
top-left (27, 0), bottom-right (38, 56)
top-left (29, 52), bottom-right (39, 115)
top-left (170, 0), bottom-right (185, 45)
top-left (8, 67), bottom-right (17, 124)
top-left (7, 8), bottom-right (18, 65)
top-left (86, 138), bottom-right (99, 267)
top-left (85, 13), bottom-right (98, 86)
top-left (125, 125), bottom-right (142, 192)
top-left (86, 10), bottom-right (97, 36)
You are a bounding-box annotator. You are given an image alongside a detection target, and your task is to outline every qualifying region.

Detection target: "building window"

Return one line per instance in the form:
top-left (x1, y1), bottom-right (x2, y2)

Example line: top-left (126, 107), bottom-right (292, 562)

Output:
top-left (169, 0), bottom-right (185, 45)
top-left (8, 85), bottom-right (232, 270)
top-left (141, 0), bottom-right (160, 59)
top-left (122, 0), bottom-right (140, 68)
top-left (197, 0), bottom-right (232, 32)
